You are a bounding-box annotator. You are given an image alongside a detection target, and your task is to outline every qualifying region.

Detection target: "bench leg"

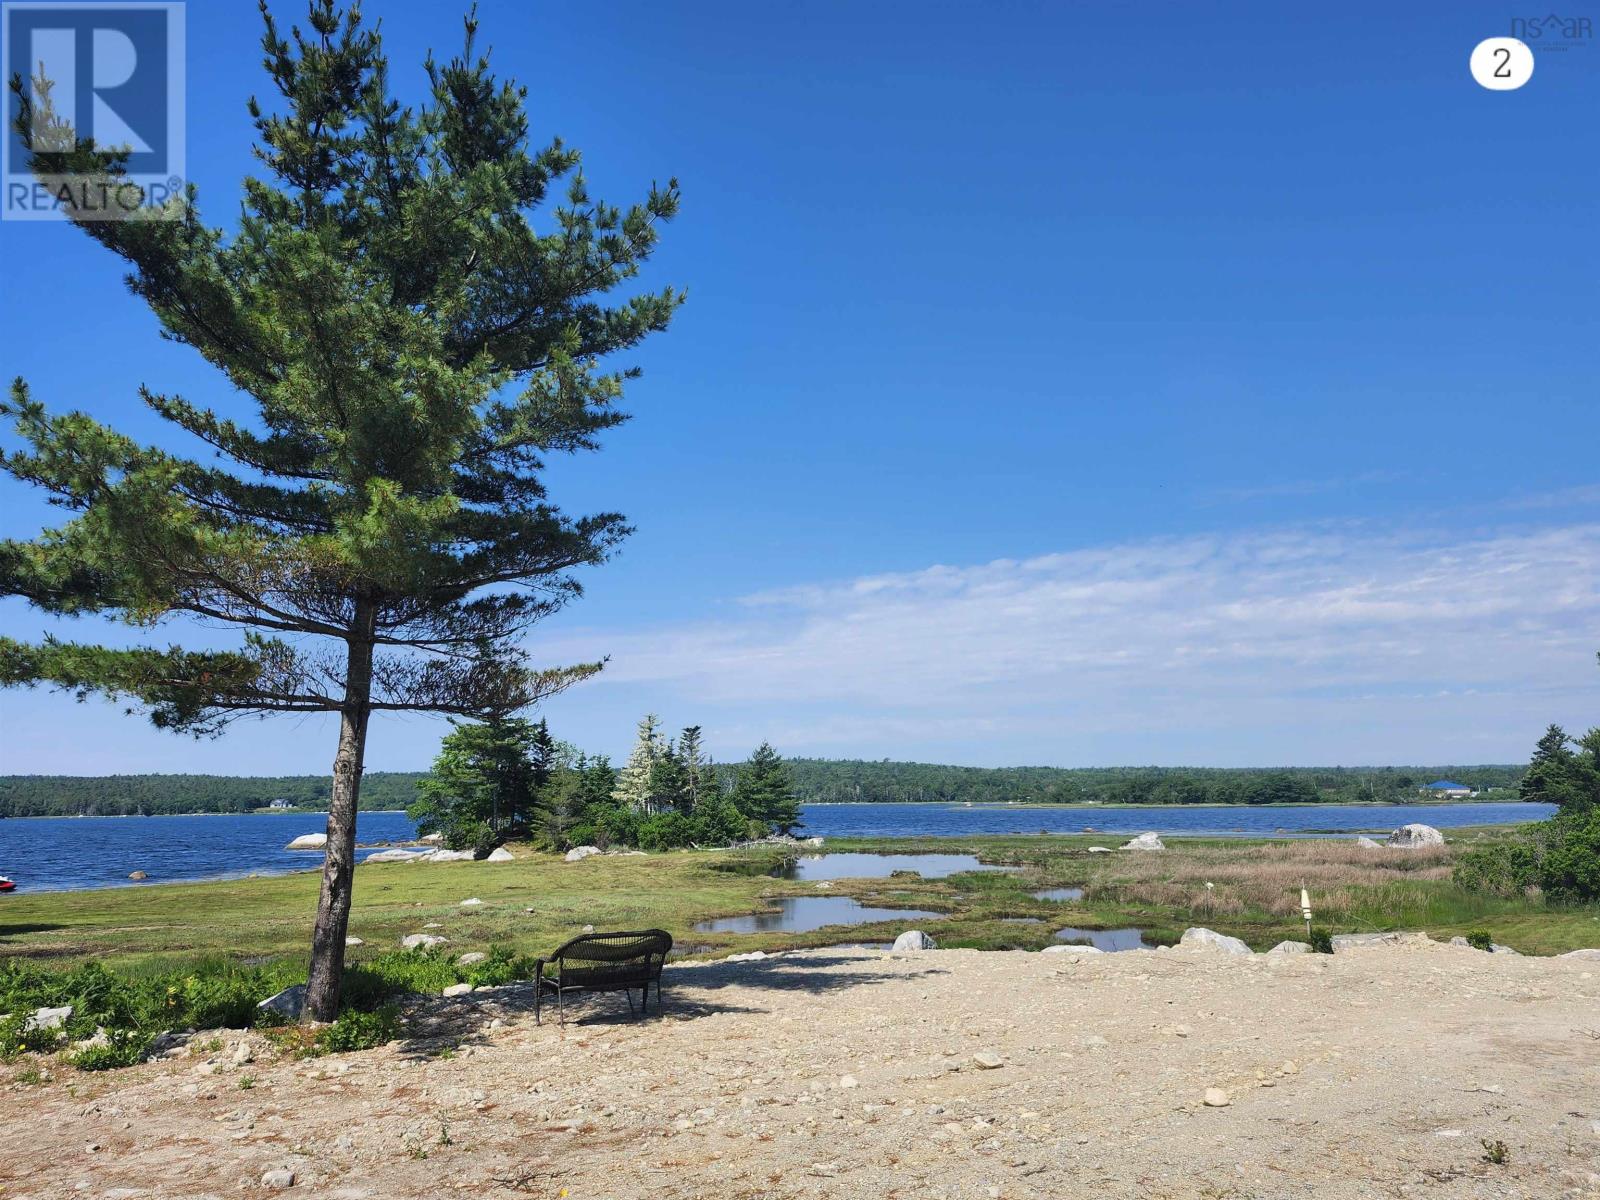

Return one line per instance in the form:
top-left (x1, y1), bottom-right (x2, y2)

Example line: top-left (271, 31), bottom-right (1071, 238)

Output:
top-left (535, 985), bottom-right (541, 1026)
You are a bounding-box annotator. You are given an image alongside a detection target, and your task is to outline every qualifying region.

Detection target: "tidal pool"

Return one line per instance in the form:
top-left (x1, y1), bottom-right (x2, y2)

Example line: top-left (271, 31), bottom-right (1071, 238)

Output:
top-left (1053, 926), bottom-right (1148, 951)
top-left (771, 853), bottom-right (1014, 881)
top-left (1032, 887), bottom-right (1085, 902)
top-left (694, 895), bottom-right (942, 934)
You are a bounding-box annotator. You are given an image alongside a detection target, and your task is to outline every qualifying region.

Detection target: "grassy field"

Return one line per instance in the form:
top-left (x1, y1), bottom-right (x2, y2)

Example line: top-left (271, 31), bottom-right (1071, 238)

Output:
top-left (2, 833), bottom-right (1596, 974)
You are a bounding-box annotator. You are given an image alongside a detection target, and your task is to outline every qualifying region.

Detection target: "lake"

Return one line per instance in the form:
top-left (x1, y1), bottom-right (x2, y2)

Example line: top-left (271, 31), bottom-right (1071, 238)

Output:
top-left (0, 801), bottom-right (1551, 893)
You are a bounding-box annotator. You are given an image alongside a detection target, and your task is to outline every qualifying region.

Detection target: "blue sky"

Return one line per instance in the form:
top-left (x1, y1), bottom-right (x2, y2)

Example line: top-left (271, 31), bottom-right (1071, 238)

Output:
top-left (1, 1), bottom-right (1596, 773)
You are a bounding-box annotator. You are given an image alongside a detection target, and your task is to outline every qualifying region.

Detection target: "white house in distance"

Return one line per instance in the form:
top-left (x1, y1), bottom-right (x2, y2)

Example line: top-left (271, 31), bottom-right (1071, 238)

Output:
top-left (1420, 779), bottom-right (1475, 800)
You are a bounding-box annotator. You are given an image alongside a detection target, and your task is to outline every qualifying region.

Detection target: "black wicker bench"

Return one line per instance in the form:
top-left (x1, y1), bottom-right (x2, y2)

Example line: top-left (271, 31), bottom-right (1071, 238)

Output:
top-left (532, 929), bottom-right (673, 1025)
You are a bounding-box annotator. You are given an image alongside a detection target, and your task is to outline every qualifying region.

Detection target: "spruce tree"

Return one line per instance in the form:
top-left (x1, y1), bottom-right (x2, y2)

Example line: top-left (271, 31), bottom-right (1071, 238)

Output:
top-left (678, 724), bottom-right (716, 808)
top-left (0, 2), bottom-right (680, 1020)
top-left (733, 742), bottom-right (802, 834)
top-left (613, 713), bottom-right (665, 812)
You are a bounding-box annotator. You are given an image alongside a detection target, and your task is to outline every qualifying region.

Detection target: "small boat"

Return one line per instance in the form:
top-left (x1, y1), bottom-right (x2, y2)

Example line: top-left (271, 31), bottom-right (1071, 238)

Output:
top-left (0, 875), bottom-right (15, 893)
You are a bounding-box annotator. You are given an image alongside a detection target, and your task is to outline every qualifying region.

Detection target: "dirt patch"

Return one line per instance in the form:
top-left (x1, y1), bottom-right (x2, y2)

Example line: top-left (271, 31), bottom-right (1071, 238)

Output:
top-left (2, 941), bottom-right (1598, 1198)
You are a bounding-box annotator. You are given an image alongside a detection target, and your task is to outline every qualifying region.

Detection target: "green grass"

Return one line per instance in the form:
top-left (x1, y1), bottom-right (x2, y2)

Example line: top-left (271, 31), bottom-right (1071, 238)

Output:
top-left (1, 833), bottom-right (1593, 981)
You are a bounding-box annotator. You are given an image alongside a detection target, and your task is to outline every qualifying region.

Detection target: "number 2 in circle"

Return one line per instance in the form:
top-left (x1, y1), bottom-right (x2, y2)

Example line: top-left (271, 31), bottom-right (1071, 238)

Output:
top-left (1492, 47), bottom-right (1511, 78)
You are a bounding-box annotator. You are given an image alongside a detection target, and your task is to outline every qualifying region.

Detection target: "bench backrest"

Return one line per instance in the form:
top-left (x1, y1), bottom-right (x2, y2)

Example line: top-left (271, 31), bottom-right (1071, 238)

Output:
top-left (550, 929), bottom-right (673, 988)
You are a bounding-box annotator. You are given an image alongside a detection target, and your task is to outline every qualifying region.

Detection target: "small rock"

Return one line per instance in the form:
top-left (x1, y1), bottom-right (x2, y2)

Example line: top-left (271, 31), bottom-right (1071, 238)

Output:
top-left (1267, 940), bottom-right (1311, 955)
top-left (127, 870), bottom-right (148, 881)
top-left (442, 984), bottom-right (472, 998)
top-left (892, 930), bottom-right (937, 952)
top-left (484, 846), bottom-right (514, 862)
top-left (456, 952), bottom-right (488, 967)
top-left (1086, 846), bottom-right (1114, 853)
top-left (971, 1051), bottom-right (1004, 1070)
top-left (26, 1005), bottom-right (72, 1032)
top-left (459, 898), bottom-right (484, 907)
top-left (1203, 1088), bottom-right (1231, 1108)
top-left (257, 985), bottom-right (308, 1020)
top-left (1355, 836), bottom-right (1383, 849)
top-left (1180, 927), bottom-right (1252, 955)
top-left (260, 1167), bottom-right (296, 1189)
top-left (401, 934), bottom-right (448, 951)
top-left (285, 833), bottom-right (327, 851)
top-left (838, 1074), bottom-right (858, 1088)
top-left (1120, 831), bottom-right (1165, 851)
top-left (565, 845), bottom-right (602, 862)
top-left (724, 951), bottom-right (768, 963)
top-left (344, 936), bottom-right (363, 947)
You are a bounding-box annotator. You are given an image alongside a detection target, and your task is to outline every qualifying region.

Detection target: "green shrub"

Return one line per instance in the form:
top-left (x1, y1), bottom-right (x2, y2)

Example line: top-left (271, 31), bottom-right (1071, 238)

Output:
top-left (315, 1005), bottom-right (401, 1054)
top-left (0, 1011), bottom-right (63, 1058)
top-left (1465, 929), bottom-right (1493, 952)
top-left (1307, 928), bottom-right (1333, 955)
top-left (1455, 806), bottom-right (1600, 902)
top-left (69, 1028), bottom-right (151, 1072)
top-left (1452, 841), bottom-right (1538, 898)
top-left (1538, 805), bottom-right (1600, 902)
top-left (463, 945), bottom-right (537, 990)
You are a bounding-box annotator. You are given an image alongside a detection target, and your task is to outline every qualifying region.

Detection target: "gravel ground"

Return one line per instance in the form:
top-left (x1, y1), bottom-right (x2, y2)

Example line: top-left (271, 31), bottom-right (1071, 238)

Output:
top-left (4, 938), bottom-right (1598, 1199)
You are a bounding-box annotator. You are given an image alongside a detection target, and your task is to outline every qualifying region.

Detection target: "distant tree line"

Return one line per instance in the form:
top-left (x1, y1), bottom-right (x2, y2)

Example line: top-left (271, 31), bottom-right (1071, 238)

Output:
top-left (0, 773), bottom-right (424, 818)
top-left (779, 760), bottom-right (1527, 806)
top-left (1, 758), bottom-right (1527, 819)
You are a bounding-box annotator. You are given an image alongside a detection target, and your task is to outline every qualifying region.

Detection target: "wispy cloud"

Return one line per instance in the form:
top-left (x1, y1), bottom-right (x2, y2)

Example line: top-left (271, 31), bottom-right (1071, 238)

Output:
top-left (541, 522), bottom-right (1600, 764)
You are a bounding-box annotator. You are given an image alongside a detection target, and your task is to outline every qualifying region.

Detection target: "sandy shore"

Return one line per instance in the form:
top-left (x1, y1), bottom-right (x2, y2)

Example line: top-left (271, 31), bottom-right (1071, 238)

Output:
top-left (4, 940), bottom-right (1598, 1199)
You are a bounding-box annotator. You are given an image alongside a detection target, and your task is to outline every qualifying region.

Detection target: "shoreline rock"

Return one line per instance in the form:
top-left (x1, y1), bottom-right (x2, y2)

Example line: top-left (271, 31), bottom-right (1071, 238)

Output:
top-left (285, 832), bottom-right (327, 851)
top-left (1385, 823), bottom-right (1443, 848)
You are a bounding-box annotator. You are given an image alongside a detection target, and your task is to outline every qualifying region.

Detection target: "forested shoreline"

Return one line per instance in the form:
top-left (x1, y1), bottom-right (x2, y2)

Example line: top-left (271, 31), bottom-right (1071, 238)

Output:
top-left (0, 760), bottom-right (1525, 818)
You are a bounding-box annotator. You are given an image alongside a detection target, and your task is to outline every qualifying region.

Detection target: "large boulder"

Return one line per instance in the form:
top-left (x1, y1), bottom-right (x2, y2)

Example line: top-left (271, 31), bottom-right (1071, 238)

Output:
top-left (256, 985), bottom-right (307, 1020)
top-left (285, 832), bottom-right (327, 851)
top-left (1121, 831), bottom-right (1164, 851)
top-left (565, 845), bottom-right (602, 862)
top-left (422, 849), bottom-right (475, 862)
top-left (1180, 927), bottom-right (1252, 955)
top-left (1385, 823), bottom-right (1444, 848)
top-left (484, 846), bottom-right (514, 862)
top-left (891, 930), bottom-right (937, 952)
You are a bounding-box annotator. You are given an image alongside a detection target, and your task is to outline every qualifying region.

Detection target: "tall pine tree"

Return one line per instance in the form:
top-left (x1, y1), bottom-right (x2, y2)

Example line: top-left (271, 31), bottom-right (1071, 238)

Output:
top-left (0, 2), bottom-right (681, 1020)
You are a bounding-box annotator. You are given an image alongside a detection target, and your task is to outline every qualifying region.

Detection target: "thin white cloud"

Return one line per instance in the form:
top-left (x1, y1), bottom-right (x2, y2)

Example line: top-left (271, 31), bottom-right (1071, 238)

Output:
top-left (537, 522), bottom-right (1600, 762)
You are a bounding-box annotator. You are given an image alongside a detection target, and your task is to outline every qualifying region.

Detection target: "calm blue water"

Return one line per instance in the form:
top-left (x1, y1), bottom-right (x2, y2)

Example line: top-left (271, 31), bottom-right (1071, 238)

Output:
top-left (0, 811), bottom-right (419, 892)
top-left (0, 801), bottom-right (1552, 893)
top-left (797, 801), bottom-right (1552, 840)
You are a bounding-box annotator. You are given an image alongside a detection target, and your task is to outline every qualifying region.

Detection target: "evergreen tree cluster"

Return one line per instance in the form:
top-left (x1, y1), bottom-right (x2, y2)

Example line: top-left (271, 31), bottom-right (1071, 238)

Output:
top-left (1455, 721), bottom-right (1600, 902)
top-left (406, 716), bottom-right (801, 852)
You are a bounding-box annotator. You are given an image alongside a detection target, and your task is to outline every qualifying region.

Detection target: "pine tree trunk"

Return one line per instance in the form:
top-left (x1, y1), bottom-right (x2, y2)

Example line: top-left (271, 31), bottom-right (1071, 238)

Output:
top-left (304, 600), bottom-right (378, 1023)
